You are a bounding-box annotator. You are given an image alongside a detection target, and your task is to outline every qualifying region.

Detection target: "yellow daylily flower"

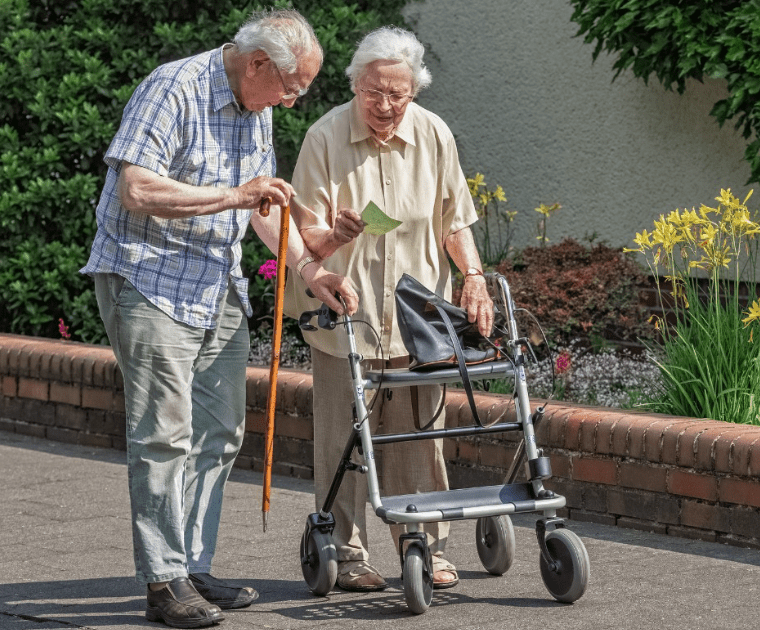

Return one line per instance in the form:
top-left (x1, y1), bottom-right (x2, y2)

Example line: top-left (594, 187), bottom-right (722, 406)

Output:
top-left (742, 299), bottom-right (760, 327)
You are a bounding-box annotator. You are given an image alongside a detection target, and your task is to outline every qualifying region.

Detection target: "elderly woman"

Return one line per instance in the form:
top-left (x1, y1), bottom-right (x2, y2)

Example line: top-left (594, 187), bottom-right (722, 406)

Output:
top-left (286, 26), bottom-right (493, 592)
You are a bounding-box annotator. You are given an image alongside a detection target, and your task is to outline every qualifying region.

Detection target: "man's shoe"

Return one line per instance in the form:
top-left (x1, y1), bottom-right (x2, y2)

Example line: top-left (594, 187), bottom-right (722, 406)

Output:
top-left (336, 560), bottom-right (388, 592)
top-left (189, 573), bottom-right (259, 610)
top-left (145, 577), bottom-right (224, 628)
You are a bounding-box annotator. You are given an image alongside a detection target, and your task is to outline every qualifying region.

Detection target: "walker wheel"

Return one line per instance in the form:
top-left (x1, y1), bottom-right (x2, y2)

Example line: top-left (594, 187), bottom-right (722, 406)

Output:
top-left (539, 528), bottom-right (590, 603)
top-left (300, 526), bottom-right (337, 596)
top-left (403, 544), bottom-right (433, 614)
top-left (476, 515), bottom-right (515, 575)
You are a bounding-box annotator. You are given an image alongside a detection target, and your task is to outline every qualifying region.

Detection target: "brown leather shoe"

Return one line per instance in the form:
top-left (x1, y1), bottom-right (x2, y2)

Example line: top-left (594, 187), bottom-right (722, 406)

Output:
top-left (336, 560), bottom-right (388, 592)
top-left (145, 577), bottom-right (224, 628)
top-left (188, 573), bottom-right (259, 610)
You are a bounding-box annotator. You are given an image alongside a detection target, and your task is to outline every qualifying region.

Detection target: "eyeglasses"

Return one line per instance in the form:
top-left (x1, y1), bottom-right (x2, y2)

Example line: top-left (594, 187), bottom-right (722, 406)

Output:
top-left (272, 62), bottom-right (308, 101)
top-left (359, 88), bottom-right (413, 108)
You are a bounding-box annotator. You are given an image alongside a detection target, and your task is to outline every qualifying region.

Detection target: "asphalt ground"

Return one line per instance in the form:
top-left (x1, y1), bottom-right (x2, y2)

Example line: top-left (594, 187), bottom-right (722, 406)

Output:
top-left (1, 430), bottom-right (759, 630)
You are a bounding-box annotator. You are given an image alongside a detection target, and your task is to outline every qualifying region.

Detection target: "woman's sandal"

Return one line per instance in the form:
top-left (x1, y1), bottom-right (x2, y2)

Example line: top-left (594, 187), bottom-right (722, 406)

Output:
top-left (432, 557), bottom-right (459, 589)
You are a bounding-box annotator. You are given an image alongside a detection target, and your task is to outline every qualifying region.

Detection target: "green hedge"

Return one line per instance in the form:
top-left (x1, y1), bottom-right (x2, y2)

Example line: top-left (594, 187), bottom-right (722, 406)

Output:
top-left (0, 0), bottom-right (407, 343)
top-left (569, 0), bottom-right (760, 185)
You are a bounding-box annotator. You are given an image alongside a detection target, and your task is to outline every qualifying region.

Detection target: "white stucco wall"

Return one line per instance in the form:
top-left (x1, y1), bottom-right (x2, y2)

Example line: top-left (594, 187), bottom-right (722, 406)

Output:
top-left (403, 0), bottom-right (753, 251)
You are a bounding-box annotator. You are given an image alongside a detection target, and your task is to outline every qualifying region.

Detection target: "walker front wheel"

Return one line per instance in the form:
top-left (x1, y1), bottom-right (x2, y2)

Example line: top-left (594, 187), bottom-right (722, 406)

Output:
top-left (539, 528), bottom-right (590, 603)
top-left (476, 515), bottom-right (515, 575)
top-left (300, 527), bottom-right (337, 596)
top-left (403, 544), bottom-right (433, 614)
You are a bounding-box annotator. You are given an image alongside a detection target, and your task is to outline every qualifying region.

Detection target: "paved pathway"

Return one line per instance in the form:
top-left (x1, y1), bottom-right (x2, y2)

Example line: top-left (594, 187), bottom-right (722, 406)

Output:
top-left (1, 431), bottom-right (759, 629)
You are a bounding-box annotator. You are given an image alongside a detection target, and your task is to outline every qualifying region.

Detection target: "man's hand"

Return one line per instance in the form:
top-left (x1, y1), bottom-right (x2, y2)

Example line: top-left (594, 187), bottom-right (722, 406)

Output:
top-left (301, 263), bottom-right (359, 315)
top-left (460, 276), bottom-right (494, 337)
top-left (234, 176), bottom-right (296, 210)
top-left (300, 208), bottom-right (365, 260)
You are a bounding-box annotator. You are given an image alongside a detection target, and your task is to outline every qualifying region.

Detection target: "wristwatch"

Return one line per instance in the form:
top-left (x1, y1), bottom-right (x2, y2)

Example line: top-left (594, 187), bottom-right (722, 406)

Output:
top-left (296, 256), bottom-right (316, 279)
top-left (465, 267), bottom-right (484, 278)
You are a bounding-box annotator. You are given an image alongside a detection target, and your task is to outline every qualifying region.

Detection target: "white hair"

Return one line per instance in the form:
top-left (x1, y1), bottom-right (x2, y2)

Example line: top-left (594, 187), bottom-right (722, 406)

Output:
top-left (234, 9), bottom-right (322, 73)
top-left (346, 27), bottom-right (431, 95)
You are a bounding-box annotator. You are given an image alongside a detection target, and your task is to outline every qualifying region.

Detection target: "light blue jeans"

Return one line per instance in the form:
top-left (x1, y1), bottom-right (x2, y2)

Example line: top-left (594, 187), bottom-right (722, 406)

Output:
top-left (94, 273), bottom-right (249, 584)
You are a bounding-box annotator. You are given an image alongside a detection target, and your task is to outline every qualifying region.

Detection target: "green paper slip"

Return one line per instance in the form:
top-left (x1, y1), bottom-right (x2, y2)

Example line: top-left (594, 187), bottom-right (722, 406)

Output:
top-left (361, 201), bottom-right (402, 235)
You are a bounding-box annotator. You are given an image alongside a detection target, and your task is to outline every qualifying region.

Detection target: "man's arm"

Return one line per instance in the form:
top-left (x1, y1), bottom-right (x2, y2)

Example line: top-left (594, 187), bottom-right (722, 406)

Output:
top-left (295, 205), bottom-right (365, 261)
top-left (444, 226), bottom-right (494, 336)
top-left (118, 162), bottom-right (296, 218)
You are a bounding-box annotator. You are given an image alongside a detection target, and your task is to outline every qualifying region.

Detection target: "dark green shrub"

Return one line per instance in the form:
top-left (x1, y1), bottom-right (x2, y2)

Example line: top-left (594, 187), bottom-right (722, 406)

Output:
top-left (0, 0), bottom-right (407, 343)
top-left (569, 0), bottom-right (760, 184)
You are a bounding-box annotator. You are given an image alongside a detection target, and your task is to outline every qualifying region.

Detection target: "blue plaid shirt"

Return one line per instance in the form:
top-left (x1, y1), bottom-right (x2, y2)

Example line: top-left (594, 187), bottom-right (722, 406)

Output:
top-left (81, 45), bottom-right (274, 328)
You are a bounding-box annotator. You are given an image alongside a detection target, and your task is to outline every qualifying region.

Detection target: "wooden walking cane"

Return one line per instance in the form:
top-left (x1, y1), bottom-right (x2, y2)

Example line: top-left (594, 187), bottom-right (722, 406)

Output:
top-left (259, 196), bottom-right (289, 532)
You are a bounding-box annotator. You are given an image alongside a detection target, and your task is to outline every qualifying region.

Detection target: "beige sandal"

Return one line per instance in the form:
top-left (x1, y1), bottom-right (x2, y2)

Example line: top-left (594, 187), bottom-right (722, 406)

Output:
top-left (432, 556), bottom-right (459, 589)
top-left (336, 560), bottom-right (388, 592)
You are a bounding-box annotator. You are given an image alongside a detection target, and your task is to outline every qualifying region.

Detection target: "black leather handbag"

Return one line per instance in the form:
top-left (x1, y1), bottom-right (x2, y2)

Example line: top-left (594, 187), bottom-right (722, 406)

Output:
top-left (395, 273), bottom-right (498, 426)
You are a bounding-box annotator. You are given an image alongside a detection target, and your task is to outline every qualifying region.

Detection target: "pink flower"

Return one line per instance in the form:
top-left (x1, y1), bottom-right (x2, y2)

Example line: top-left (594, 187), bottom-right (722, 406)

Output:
top-left (258, 259), bottom-right (277, 280)
top-left (58, 318), bottom-right (71, 340)
top-left (555, 352), bottom-right (571, 375)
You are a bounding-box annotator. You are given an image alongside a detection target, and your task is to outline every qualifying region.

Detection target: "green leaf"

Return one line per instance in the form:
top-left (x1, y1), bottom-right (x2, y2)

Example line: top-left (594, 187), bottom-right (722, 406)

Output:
top-left (361, 201), bottom-right (403, 235)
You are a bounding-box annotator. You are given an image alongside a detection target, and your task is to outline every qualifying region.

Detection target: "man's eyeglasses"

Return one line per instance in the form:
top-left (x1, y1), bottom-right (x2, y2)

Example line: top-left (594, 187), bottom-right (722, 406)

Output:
top-left (360, 88), bottom-right (413, 108)
top-left (273, 62), bottom-right (308, 101)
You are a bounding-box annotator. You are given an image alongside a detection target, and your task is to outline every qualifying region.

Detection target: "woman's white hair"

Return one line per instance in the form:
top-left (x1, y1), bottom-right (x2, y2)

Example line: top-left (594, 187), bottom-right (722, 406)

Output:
top-left (346, 27), bottom-right (431, 95)
top-left (234, 9), bottom-right (322, 73)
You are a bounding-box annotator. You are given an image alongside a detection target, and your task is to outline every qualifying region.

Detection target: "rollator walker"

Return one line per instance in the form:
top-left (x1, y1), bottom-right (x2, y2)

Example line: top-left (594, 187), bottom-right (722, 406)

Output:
top-left (297, 272), bottom-right (590, 614)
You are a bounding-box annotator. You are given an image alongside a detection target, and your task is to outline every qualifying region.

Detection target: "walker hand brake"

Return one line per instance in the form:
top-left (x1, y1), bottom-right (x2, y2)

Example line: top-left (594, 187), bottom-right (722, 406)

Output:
top-left (299, 290), bottom-right (339, 331)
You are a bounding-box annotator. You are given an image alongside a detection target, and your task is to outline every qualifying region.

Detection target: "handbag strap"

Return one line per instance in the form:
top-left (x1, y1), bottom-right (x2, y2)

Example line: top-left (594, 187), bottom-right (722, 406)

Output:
top-left (411, 384), bottom-right (447, 431)
top-left (431, 301), bottom-right (484, 427)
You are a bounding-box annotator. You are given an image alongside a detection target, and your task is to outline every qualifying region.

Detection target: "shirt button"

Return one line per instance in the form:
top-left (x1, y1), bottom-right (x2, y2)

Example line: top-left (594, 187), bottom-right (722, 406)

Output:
top-left (385, 290), bottom-right (391, 297)
top-left (385, 179), bottom-right (391, 185)
top-left (387, 255), bottom-right (392, 261)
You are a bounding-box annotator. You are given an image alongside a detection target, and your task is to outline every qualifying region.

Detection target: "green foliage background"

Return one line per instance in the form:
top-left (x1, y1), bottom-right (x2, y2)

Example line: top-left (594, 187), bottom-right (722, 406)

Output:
top-left (0, 0), bottom-right (408, 343)
top-left (569, 0), bottom-right (760, 185)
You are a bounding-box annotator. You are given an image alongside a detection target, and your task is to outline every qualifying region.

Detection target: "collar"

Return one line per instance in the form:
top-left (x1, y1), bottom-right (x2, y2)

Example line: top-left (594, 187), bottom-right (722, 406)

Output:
top-left (211, 44), bottom-right (239, 113)
top-left (348, 97), bottom-right (417, 147)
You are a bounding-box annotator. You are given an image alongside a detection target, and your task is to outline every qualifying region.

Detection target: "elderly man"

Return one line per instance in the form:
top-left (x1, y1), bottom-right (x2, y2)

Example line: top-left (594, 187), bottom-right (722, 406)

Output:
top-left (81, 9), bottom-right (356, 628)
top-left (286, 26), bottom-right (493, 592)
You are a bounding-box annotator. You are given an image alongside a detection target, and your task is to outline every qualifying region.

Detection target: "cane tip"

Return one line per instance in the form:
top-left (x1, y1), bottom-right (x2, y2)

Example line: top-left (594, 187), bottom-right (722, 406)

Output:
top-left (262, 511), bottom-right (268, 533)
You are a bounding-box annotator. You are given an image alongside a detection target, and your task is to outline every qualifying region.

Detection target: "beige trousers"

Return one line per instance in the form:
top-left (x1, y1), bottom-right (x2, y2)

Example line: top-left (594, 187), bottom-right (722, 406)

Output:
top-left (311, 348), bottom-right (450, 563)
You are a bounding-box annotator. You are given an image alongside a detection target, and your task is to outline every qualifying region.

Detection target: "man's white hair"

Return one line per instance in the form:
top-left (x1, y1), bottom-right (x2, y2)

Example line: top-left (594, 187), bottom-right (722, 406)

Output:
top-left (346, 27), bottom-right (431, 95)
top-left (234, 8), bottom-right (322, 73)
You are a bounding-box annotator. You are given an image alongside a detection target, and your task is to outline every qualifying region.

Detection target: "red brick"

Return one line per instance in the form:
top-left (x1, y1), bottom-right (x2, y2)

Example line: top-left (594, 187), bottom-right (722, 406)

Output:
top-left (2, 375), bottom-right (17, 397)
top-left (681, 500), bottom-right (731, 533)
top-left (480, 440), bottom-right (507, 468)
top-left (607, 487), bottom-right (679, 524)
top-left (544, 408), bottom-right (574, 449)
top-left (549, 452), bottom-right (571, 479)
top-left (693, 426), bottom-right (740, 471)
top-left (719, 478), bottom-right (760, 508)
top-left (668, 525), bottom-right (718, 543)
top-left (627, 417), bottom-right (662, 461)
top-left (667, 469), bottom-right (718, 501)
top-left (578, 411), bottom-right (607, 453)
top-left (730, 506), bottom-right (760, 539)
top-left (572, 456), bottom-right (617, 485)
top-left (750, 439), bottom-right (760, 478)
top-left (610, 415), bottom-right (639, 456)
top-left (81, 387), bottom-right (116, 411)
top-left (643, 419), bottom-right (679, 462)
top-left (731, 434), bottom-right (760, 476)
top-left (17, 377), bottom-right (48, 401)
top-left (661, 420), bottom-right (704, 465)
top-left (714, 429), bottom-right (760, 474)
top-left (676, 421), bottom-right (715, 468)
top-left (49, 382), bottom-right (81, 406)
top-left (595, 416), bottom-right (620, 455)
top-left (55, 404), bottom-right (87, 430)
top-left (276, 413), bottom-right (313, 441)
top-left (619, 461), bottom-right (667, 492)
top-left (457, 438), bottom-right (478, 464)
top-left (442, 437), bottom-right (456, 460)
top-left (563, 412), bottom-right (584, 451)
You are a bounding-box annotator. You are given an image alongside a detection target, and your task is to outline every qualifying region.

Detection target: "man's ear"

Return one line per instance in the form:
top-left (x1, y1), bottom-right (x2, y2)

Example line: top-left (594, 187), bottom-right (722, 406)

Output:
top-left (246, 50), bottom-right (270, 78)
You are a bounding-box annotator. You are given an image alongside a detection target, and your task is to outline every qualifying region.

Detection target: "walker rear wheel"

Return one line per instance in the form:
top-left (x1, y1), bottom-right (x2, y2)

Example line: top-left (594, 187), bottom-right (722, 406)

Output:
top-left (539, 528), bottom-right (590, 603)
top-left (300, 527), bottom-right (337, 596)
top-left (403, 544), bottom-right (433, 614)
top-left (476, 515), bottom-right (515, 575)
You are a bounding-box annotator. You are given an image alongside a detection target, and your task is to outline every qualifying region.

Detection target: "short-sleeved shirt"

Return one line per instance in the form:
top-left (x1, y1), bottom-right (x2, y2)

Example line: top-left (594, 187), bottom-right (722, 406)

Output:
top-left (284, 98), bottom-right (478, 359)
top-left (81, 45), bottom-right (275, 329)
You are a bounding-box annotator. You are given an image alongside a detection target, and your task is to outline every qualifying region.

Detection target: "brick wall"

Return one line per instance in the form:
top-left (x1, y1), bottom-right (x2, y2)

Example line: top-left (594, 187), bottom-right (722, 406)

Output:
top-left (2, 333), bottom-right (759, 549)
